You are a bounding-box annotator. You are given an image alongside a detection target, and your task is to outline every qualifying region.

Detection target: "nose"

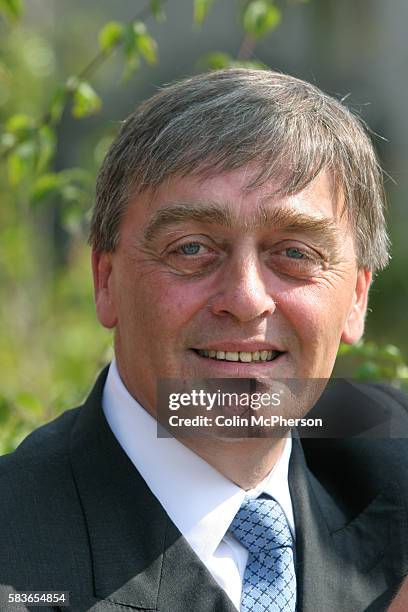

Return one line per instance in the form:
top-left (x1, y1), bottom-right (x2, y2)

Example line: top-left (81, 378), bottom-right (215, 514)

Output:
top-left (210, 253), bottom-right (276, 322)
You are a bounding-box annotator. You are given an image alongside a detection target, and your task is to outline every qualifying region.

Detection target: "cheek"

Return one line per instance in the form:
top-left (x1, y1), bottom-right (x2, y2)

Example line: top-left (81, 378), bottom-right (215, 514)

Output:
top-left (277, 285), bottom-right (350, 347)
top-left (121, 270), bottom-right (204, 339)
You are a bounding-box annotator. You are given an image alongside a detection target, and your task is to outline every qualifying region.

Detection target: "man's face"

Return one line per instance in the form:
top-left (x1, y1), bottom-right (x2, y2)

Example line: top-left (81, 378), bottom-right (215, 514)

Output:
top-left (93, 167), bottom-right (371, 413)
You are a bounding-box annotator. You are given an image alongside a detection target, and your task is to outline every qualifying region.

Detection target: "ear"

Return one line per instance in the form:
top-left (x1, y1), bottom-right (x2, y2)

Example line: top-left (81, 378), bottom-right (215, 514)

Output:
top-left (341, 268), bottom-right (372, 344)
top-left (91, 250), bottom-right (117, 329)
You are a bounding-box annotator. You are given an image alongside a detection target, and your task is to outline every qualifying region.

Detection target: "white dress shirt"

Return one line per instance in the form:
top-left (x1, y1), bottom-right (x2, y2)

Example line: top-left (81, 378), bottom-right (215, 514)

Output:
top-left (102, 360), bottom-right (295, 610)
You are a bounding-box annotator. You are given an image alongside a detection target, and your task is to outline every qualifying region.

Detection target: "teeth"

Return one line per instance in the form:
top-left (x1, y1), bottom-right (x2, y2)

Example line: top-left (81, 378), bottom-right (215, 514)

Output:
top-left (196, 349), bottom-right (280, 362)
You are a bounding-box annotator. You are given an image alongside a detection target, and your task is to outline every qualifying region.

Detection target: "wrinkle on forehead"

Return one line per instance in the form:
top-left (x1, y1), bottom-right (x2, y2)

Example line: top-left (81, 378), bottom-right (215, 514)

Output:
top-left (136, 169), bottom-right (350, 264)
top-left (145, 165), bottom-right (344, 216)
top-left (142, 200), bottom-right (344, 258)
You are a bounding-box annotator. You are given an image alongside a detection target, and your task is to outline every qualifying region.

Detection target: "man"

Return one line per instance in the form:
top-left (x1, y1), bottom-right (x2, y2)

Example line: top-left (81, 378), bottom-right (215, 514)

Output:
top-left (0, 69), bottom-right (407, 611)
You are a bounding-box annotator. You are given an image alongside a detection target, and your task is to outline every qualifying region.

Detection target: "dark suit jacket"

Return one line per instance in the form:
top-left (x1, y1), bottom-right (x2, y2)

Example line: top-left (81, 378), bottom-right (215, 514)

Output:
top-left (0, 367), bottom-right (407, 611)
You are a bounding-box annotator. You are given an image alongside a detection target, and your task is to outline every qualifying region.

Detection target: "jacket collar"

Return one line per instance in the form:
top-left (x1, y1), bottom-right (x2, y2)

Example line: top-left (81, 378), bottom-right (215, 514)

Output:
top-left (69, 366), bottom-right (236, 611)
top-left (290, 430), bottom-right (407, 611)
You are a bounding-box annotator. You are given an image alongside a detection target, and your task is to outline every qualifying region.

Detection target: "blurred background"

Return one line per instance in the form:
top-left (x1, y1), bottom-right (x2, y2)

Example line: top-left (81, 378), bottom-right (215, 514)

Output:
top-left (0, 0), bottom-right (407, 452)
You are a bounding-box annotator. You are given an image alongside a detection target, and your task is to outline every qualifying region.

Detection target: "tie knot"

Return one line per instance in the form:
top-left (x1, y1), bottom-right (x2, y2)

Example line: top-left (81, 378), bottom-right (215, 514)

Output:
top-left (230, 496), bottom-right (292, 554)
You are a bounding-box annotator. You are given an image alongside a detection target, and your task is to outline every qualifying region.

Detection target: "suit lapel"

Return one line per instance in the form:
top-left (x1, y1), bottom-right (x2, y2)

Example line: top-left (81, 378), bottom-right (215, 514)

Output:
top-left (290, 434), bottom-right (406, 611)
top-left (69, 368), bottom-right (407, 611)
top-left (69, 368), bottom-right (236, 611)
top-left (157, 519), bottom-right (237, 611)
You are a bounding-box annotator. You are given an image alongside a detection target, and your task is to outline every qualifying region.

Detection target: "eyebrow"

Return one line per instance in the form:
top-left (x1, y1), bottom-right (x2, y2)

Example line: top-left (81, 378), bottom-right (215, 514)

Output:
top-left (143, 202), bottom-right (234, 242)
top-left (142, 201), bottom-right (343, 254)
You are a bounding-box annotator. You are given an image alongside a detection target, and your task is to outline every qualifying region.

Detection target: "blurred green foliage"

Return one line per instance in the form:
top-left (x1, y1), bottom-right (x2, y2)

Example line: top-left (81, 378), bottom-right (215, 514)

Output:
top-left (0, 0), bottom-right (406, 454)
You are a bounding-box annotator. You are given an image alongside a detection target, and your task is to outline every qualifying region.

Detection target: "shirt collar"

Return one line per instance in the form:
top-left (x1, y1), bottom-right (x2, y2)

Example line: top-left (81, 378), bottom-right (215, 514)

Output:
top-left (102, 359), bottom-right (293, 563)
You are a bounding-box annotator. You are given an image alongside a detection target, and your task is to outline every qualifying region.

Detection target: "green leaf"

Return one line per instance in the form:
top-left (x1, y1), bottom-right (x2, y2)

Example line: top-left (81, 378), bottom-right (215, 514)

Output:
top-left (378, 344), bottom-right (402, 361)
top-left (65, 75), bottom-right (79, 93)
top-left (124, 21), bottom-right (144, 56)
top-left (5, 113), bottom-right (35, 137)
top-left (72, 81), bottom-right (102, 118)
top-left (122, 21), bottom-right (157, 78)
top-left (98, 21), bottom-right (124, 52)
top-left (7, 140), bottom-right (36, 185)
top-left (7, 151), bottom-right (26, 185)
top-left (0, 0), bottom-right (23, 21)
top-left (201, 52), bottom-right (233, 70)
top-left (396, 364), bottom-right (408, 379)
top-left (0, 396), bottom-right (11, 425)
top-left (49, 87), bottom-right (67, 124)
top-left (136, 31), bottom-right (158, 65)
top-left (61, 183), bottom-right (83, 203)
top-left (199, 51), bottom-right (267, 70)
top-left (5, 123), bottom-right (55, 187)
top-left (337, 342), bottom-right (352, 356)
top-left (15, 391), bottom-right (43, 417)
top-left (194, 0), bottom-right (216, 25)
top-left (2, 114), bottom-right (35, 158)
top-left (150, 0), bottom-right (166, 22)
top-left (242, 0), bottom-right (281, 39)
top-left (355, 361), bottom-right (382, 380)
top-left (0, 131), bottom-right (15, 153)
top-left (31, 172), bottom-right (62, 204)
top-left (30, 168), bottom-right (92, 206)
top-left (36, 125), bottom-right (56, 172)
top-left (126, 21), bottom-right (157, 65)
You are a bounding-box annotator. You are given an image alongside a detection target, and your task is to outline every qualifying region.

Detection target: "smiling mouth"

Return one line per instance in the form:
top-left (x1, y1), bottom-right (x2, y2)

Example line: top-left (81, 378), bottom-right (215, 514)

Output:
top-left (192, 349), bottom-right (283, 363)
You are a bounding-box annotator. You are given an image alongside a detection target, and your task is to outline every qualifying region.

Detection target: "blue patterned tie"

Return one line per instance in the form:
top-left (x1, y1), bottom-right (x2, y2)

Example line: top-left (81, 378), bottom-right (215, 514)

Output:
top-left (230, 496), bottom-right (296, 612)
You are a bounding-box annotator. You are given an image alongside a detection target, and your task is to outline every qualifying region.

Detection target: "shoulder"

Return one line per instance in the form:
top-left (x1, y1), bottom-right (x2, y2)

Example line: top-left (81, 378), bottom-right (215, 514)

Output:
top-left (0, 406), bottom-right (91, 588)
top-left (0, 405), bottom-right (79, 482)
top-left (0, 405), bottom-right (81, 519)
top-left (367, 382), bottom-right (408, 411)
top-left (302, 382), bottom-right (408, 510)
top-left (345, 382), bottom-right (408, 477)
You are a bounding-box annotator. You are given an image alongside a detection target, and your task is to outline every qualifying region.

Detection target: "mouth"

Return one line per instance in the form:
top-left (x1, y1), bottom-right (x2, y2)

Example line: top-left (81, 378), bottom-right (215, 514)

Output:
top-left (192, 349), bottom-right (283, 363)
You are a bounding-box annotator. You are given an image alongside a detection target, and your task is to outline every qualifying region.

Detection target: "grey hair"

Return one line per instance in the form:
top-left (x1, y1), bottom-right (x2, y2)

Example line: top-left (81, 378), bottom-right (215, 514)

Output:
top-left (89, 68), bottom-right (390, 271)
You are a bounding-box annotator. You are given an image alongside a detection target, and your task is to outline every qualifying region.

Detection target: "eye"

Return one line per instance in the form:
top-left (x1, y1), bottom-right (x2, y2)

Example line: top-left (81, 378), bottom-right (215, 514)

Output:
top-left (179, 242), bottom-right (204, 255)
top-left (264, 242), bottom-right (324, 279)
top-left (164, 237), bottom-right (222, 276)
top-left (284, 247), bottom-right (308, 260)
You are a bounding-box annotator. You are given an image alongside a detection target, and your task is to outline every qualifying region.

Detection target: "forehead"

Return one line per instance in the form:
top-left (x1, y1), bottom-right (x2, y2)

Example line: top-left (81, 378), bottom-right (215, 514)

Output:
top-left (121, 166), bottom-right (346, 240)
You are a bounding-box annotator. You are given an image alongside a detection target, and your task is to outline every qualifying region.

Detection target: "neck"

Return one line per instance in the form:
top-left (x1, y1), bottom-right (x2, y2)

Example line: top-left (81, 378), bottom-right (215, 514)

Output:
top-left (180, 436), bottom-right (288, 490)
top-left (113, 358), bottom-right (289, 489)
